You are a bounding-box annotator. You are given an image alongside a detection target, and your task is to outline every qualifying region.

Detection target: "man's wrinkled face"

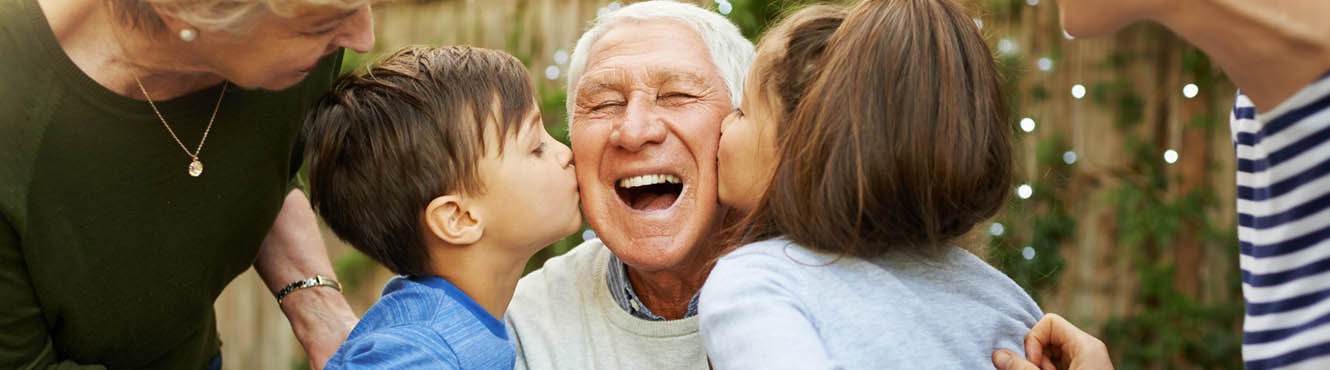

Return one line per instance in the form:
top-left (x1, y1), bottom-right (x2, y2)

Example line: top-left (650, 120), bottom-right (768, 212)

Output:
top-left (570, 19), bottom-right (732, 272)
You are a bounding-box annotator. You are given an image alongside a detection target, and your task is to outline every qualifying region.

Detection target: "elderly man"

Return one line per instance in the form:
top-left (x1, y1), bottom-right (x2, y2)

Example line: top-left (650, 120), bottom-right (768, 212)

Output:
top-left (504, 1), bottom-right (753, 369)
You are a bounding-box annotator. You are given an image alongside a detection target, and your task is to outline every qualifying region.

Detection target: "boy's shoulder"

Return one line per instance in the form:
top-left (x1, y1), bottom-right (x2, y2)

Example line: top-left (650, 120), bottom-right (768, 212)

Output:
top-left (327, 325), bottom-right (462, 370)
top-left (326, 276), bottom-right (515, 370)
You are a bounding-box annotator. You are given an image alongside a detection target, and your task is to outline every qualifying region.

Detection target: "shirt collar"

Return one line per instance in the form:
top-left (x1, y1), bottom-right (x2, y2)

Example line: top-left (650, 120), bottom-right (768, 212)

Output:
top-left (605, 253), bottom-right (699, 321)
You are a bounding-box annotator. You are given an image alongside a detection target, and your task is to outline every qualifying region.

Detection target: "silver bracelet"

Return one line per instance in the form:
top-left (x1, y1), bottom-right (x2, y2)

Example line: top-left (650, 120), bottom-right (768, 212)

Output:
top-left (275, 275), bottom-right (342, 305)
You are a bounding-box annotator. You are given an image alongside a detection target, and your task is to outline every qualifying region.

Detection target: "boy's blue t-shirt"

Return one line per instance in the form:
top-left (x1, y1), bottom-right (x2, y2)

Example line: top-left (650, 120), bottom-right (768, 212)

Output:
top-left (323, 276), bottom-right (515, 370)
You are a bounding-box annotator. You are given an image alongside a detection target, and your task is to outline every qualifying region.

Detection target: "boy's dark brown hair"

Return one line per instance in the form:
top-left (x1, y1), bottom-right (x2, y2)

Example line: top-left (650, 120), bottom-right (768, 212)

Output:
top-left (737, 0), bottom-right (1011, 259)
top-left (303, 45), bottom-right (535, 277)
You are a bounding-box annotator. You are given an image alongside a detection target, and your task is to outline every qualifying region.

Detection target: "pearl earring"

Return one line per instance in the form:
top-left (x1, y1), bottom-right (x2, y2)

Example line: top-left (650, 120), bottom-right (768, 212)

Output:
top-left (179, 28), bottom-right (197, 42)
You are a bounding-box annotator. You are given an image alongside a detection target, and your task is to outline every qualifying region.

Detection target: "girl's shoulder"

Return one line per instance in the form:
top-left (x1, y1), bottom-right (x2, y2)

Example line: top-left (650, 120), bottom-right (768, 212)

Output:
top-left (719, 237), bottom-right (839, 265)
top-left (718, 237), bottom-right (976, 273)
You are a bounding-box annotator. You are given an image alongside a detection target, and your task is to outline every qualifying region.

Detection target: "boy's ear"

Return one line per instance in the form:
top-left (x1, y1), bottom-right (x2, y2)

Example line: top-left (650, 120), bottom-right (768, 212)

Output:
top-left (424, 195), bottom-right (484, 246)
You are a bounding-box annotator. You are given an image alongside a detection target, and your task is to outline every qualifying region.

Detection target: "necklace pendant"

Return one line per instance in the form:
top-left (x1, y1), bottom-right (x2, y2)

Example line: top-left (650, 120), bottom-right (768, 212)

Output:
top-left (188, 159), bottom-right (204, 177)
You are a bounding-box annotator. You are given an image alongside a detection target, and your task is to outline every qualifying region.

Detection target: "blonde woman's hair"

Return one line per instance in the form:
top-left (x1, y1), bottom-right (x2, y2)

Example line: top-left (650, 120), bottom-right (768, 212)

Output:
top-left (107, 0), bottom-right (369, 34)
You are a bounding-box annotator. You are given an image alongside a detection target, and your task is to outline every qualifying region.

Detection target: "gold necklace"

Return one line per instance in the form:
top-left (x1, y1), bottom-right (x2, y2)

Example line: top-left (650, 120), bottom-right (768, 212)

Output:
top-left (131, 73), bottom-right (227, 177)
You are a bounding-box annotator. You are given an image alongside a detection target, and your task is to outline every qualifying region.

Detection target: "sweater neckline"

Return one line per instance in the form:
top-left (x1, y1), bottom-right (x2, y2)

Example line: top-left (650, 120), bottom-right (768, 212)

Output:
top-left (588, 241), bottom-right (701, 338)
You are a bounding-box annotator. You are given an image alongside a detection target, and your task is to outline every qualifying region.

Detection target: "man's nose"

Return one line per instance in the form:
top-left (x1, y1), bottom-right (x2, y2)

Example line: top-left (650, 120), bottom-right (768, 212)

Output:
top-left (608, 98), bottom-right (667, 152)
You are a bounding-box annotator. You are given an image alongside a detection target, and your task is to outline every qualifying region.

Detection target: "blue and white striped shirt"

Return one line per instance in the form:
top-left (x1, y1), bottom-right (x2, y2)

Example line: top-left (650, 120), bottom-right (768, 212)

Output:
top-left (1233, 71), bottom-right (1330, 370)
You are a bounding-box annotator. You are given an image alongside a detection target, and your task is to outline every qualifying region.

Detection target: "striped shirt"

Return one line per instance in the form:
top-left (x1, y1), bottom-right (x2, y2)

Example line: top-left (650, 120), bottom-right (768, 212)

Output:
top-left (1234, 71), bottom-right (1330, 370)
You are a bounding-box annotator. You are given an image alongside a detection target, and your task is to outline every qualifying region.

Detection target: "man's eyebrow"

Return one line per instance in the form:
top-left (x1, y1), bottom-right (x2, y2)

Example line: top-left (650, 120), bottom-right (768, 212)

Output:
top-left (578, 82), bottom-right (617, 98)
top-left (649, 70), bottom-right (708, 88)
top-left (577, 69), bottom-right (708, 97)
top-left (576, 70), bottom-right (632, 97)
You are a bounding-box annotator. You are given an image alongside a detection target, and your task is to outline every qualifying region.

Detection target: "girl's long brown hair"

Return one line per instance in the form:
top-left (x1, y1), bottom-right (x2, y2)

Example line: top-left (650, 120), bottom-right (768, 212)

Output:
top-left (732, 0), bottom-right (1011, 259)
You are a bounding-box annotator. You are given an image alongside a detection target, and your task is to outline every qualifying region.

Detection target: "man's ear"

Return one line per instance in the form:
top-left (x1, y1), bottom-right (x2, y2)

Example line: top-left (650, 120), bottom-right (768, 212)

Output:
top-left (424, 195), bottom-right (483, 246)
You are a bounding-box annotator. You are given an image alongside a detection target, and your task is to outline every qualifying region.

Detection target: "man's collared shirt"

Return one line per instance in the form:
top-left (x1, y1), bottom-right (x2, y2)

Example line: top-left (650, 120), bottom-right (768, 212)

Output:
top-left (606, 254), bottom-right (699, 320)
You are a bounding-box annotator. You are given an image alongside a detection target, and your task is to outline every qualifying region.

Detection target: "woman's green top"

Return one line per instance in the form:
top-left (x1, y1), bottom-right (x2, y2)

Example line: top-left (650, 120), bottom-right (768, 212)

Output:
top-left (0, 0), bottom-right (344, 368)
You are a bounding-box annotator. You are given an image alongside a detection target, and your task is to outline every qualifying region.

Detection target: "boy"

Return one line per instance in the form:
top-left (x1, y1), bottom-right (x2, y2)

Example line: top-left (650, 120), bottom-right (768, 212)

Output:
top-left (302, 45), bottom-right (582, 369)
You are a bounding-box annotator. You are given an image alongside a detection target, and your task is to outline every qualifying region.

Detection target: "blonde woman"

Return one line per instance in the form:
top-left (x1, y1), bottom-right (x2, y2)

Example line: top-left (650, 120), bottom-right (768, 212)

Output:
top-left (0, 0), bottom-right (374, 369)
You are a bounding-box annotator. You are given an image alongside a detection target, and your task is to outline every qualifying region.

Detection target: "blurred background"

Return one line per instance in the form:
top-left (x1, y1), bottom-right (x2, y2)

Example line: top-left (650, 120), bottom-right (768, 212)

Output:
top-left (213, 0), bottom-right (1242, 369)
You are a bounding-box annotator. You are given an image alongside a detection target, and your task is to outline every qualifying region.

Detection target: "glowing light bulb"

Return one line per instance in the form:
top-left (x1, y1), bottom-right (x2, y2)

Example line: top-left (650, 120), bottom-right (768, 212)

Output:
top-left (1071, 84), bottom-right (1087, 99)
top-left (553, 49), bottom-right (569, 65)
top-left (1017, 184), bottom-right (1033, 199)
top-left (717, 1), bottom-right (732, 15)
top-left (1020, 117), bottom-right (1036, 133)
top-left (998, 39), bottom-right (1018, 55)
top-left (1164, 149), bottom-right (1179, 164)
top-left (1183, 83), bottom-right (1199, 99)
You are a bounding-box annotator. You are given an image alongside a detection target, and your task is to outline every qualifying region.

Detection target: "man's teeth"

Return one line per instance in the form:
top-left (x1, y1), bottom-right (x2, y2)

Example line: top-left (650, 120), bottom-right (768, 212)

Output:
top-left (617, 174), bottom-right (682, 188)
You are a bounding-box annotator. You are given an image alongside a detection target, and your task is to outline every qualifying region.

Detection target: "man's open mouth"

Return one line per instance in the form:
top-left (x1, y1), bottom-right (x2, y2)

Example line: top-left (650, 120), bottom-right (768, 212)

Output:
top-left (615, 174), bottom-right (683, 211)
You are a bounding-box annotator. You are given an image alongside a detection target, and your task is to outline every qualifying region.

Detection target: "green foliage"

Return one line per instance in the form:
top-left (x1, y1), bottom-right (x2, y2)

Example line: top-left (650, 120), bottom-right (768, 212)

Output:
top-left (540, 86), bottom-right (570, 143)
top-left (984, 0), bottom-right (1024, 23)
top-left (990, 134), bottom-right (1074, 302)
top-left (725, 0), bottom-right (821, 41)
top-left (1031, 83), bottom-right (1050, 103)
top-left (1090, 79), bottom-right (1146, 129)
top-left (984, 12), bottom-right (1241, 365)
top-left (332, 249), bottom-right (376, 289)
top-left (1100, 181), bottom-right (1243, 369)
top-left (1087, 48), bottom-right (1241, 369)
top-left (1099, 238), bottom-right (1243, 370)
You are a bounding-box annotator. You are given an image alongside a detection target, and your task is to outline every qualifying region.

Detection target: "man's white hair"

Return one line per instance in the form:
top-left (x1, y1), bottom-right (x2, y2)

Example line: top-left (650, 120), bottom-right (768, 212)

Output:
top-left (565, 0), bottom-right (755, 118)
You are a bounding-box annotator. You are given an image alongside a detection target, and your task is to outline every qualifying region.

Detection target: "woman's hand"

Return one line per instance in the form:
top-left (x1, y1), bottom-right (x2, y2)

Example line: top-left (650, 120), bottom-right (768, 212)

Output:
top-left (992, 313), bottom-right (1114, 370)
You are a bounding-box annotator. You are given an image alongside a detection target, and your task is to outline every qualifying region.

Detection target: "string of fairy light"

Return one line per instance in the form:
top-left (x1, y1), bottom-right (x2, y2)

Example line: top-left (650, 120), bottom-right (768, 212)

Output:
top-left (979, 0), bottom-right (1203, 261)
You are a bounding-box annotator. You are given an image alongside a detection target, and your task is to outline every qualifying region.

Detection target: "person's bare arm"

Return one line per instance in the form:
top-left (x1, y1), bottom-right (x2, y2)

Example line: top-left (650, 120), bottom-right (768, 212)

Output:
top-left (254, 190), bottom-right (358, 370)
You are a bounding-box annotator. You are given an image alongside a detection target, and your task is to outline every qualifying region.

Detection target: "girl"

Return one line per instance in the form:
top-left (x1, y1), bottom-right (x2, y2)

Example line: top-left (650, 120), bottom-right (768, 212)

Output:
top-left (700, 1), bottom-right (1043, 369)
